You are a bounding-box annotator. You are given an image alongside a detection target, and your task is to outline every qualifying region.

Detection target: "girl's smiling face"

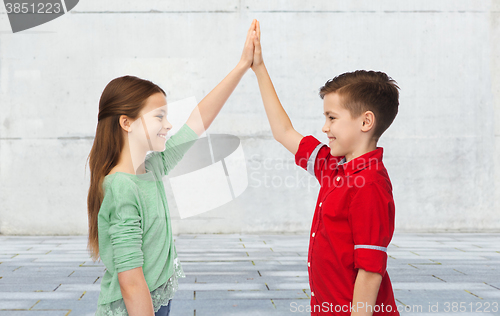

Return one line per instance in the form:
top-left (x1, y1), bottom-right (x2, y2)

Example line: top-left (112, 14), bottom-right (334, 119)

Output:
top-left (132, 92), bottom-right (172, 152)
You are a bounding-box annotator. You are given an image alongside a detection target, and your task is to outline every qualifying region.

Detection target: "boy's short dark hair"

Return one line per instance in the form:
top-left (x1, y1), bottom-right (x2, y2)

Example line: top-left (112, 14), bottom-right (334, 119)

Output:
top-left (319, 70), bottom-right (400, 141)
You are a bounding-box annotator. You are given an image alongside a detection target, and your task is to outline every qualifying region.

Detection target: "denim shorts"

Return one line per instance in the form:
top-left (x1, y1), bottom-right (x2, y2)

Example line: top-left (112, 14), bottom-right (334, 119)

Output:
top-left (155, 300), bottom-right (171, 316)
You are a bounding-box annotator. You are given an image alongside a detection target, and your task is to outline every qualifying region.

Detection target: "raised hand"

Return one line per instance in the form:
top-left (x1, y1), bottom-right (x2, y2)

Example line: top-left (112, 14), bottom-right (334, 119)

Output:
top-left (249, 19), bottom-right (304, 155)
top-left (185, 19), bottom-right (259, 136)
top-left (251, 20), bottom-right (263, 71)
top-left (239, 19), bottom-right (257, 69)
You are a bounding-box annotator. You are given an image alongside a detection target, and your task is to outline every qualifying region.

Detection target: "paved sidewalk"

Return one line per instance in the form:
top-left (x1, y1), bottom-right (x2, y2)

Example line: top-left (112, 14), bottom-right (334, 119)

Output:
top-left (0, 233), bottom-right (499, 315)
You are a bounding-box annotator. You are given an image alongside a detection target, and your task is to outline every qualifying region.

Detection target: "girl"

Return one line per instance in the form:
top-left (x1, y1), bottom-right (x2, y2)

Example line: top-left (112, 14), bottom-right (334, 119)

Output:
top-left (86, 20), bottom-right (258, 316)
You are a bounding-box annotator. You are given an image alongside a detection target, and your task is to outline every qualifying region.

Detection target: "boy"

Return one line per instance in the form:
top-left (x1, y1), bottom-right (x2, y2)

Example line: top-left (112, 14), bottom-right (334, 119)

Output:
top-left (250, 20), bottom-right (400, 316)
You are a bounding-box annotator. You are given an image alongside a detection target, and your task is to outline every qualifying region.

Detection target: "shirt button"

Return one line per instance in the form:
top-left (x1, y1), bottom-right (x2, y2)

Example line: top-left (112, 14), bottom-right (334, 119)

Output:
top-left (319, 202), bottom-right (322, 207)
top-left (336, 176), bottom-right (341, 181)
top-left (311, 292), bottom-right (315, 296)
top-left (312, 232), bottom-right (315, 237)
top-left (308, 262), bottom-right (310, 267)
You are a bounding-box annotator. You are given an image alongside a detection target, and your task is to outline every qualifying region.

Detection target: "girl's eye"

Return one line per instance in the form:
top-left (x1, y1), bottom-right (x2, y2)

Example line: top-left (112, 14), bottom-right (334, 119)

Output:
top-left (329, 116), bottom-right (335, 120)
top-left (157, 116), bottom-right (163, 119)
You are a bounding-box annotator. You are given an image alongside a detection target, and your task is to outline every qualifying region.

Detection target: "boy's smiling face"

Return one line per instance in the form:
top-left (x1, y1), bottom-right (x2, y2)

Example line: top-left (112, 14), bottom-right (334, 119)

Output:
top-left (322, 92), bottom-right (367, 159)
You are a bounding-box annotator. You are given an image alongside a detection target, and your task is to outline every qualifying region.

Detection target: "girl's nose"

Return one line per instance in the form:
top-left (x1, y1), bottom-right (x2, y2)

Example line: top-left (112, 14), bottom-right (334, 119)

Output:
top-left (164, 119), bottom-right (173, 130)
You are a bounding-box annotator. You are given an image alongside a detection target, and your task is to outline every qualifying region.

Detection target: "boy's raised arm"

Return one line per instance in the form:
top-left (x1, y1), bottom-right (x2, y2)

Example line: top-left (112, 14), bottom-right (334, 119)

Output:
top-left (251, 20), bottom-right (304, 155)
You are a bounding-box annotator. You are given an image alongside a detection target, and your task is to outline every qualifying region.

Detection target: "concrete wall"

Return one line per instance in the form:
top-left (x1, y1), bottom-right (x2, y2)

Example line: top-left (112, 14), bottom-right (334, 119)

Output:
top-left (0, 0), bottom-right (499, 235)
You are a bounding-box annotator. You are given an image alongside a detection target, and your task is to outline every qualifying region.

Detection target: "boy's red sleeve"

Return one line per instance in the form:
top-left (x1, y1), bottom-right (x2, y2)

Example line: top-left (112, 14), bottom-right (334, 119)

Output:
top-left (348, 181), bottom-right (395, 276)
top-left (294, 135), bottom-right (340, 183)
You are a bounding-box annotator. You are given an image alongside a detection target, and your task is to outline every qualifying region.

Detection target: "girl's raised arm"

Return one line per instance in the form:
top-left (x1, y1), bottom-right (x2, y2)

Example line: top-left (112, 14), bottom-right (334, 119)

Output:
top-left (186, 19), bottom-right (257, 136)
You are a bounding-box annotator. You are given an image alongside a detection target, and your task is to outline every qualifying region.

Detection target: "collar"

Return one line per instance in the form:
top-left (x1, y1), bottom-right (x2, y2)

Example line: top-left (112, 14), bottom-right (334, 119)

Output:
top-left (338, 147), bottom-right (384, 177)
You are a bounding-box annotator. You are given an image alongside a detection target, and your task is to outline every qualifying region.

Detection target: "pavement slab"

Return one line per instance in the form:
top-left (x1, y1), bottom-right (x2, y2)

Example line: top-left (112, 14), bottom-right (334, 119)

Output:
top-left (0, 233), bottom-right (498, 315)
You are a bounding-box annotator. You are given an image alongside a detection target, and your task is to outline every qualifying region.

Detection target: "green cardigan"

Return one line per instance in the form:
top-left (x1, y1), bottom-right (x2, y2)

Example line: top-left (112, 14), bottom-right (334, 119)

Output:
top-left (97, 123), bottom-right (199, 305)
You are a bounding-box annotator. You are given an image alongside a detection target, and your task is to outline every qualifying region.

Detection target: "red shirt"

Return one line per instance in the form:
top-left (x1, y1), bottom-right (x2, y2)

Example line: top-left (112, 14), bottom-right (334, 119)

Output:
top-left (295, 135), bottom-right (399, 316)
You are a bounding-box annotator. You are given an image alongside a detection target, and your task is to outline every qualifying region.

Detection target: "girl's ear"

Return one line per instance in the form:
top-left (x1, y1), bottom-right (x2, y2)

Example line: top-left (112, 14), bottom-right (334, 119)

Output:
top-left (119, 115), bottom-right (132, 132)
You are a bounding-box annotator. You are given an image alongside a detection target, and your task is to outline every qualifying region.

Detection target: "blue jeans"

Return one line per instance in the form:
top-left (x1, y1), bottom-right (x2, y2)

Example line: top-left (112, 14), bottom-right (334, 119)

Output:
top-left (155, 300), bottom-right (171, 316)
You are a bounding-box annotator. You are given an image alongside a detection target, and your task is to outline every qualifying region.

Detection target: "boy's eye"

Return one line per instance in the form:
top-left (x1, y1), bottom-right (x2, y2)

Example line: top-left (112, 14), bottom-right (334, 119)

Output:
top-left (157, 115), bottom-right (163, 119)
top-left (329, 116), bottom-right (335, 120)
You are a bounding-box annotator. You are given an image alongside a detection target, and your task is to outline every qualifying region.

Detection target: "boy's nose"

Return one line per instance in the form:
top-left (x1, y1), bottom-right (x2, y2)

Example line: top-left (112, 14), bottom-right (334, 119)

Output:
top-left (322, 123), bottom-right (329, 133)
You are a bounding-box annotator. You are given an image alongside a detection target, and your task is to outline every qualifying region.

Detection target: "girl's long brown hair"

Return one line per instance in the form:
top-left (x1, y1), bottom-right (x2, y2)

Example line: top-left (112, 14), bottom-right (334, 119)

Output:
top-left (86, 75), bottom-right (166, 261)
